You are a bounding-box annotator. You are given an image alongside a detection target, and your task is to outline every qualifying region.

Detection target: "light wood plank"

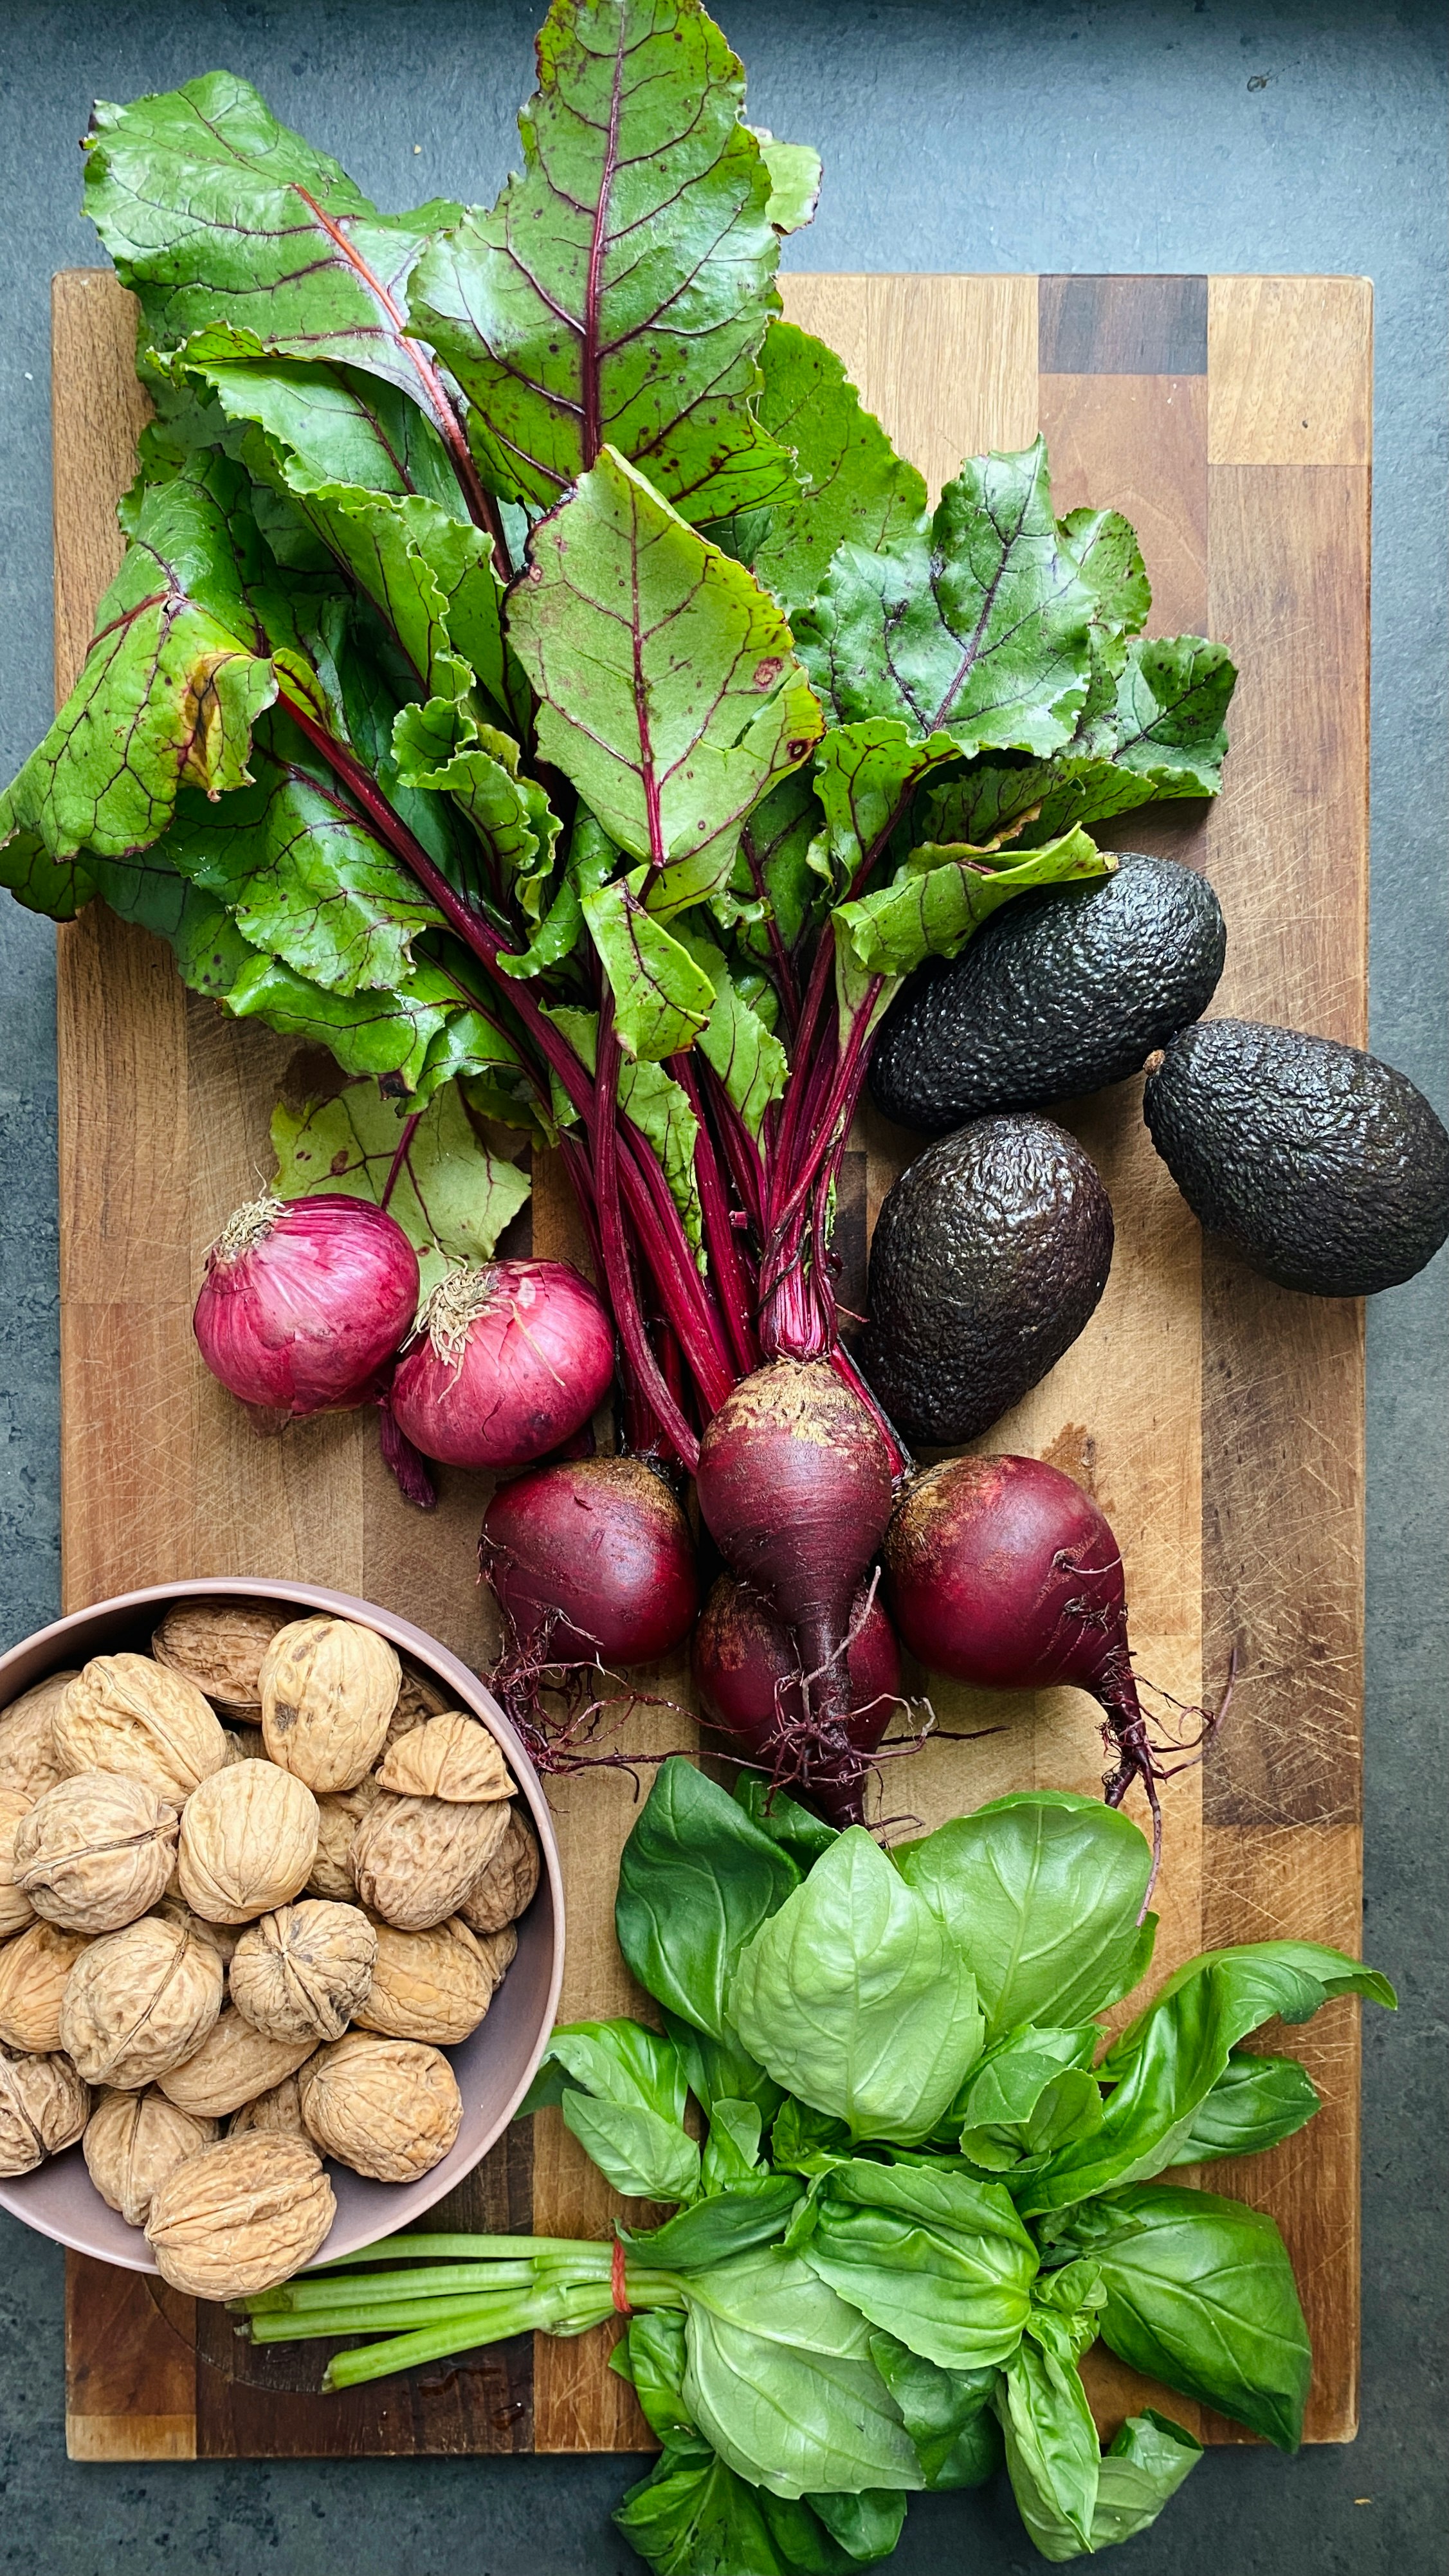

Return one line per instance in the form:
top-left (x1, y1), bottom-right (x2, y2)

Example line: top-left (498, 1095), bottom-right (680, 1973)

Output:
top-left (1208, 277), bottom-right (1372, 466)
top-left (780, 274), bottom-right (1039, 496)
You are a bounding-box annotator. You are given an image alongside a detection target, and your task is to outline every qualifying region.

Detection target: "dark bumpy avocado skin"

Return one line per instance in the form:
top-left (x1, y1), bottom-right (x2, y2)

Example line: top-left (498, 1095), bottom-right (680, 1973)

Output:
top-left (862, 1114), bottom-right (1114, 1445)
top-left (870, 852), bottom-right (1226, 1134)
top-left (1144, 1019), bottom-right (1449, 1296)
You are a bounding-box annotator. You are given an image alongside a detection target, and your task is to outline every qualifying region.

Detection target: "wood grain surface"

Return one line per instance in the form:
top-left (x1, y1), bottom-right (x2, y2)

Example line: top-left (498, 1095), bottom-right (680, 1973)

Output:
top-left (46, 266), bottom-right (1370, 2463)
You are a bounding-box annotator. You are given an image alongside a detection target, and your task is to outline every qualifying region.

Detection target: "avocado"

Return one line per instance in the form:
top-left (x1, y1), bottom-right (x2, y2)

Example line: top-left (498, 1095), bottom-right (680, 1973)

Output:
top-left (870, 851), bottom-right (1226, 1133)
top-left (862, 1114), bottom-right (1114, 1445)
top-left (1144, 1018), bottom-right (1449, 1295)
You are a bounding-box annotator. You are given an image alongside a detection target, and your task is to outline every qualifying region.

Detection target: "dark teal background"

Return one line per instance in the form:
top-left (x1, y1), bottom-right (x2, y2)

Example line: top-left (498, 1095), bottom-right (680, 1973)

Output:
top-left (0, 3), bottom-right (1444, 2566)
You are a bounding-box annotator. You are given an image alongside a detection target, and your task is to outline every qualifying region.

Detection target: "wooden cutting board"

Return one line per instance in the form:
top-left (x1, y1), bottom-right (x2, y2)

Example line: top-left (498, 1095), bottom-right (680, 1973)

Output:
top-left (49, 266), bottom-right (1371, 2463)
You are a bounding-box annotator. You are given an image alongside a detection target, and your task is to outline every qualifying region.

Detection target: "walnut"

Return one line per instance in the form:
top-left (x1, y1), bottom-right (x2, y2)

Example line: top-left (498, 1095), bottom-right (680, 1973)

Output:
top-left (0, 1921), bottom-right (92, 2053)
top-left (457, 1808), bottom-right (540, 1935)
top-left (151, 1600), bottom-right (288, 1721)
top-left (60, 1912), bottom-right (222, 2088)
top-left (306, 1776), bottom-right (382, 1902)
top-left (55, 1654), bottom-right (226, 1804)
top-left (145, 2133), bottom-right (336, 2299)
top-left (351, 1792), bottom-right (510, 1932)
top-left (177, 1763), bottom-right (318, 1923)
top-left (0, 1787), bottom-right (36, 1939)
top-left (259, 1617), bottom-right (400, 1794)
top-left (0, 1673), bottom-right (75, 1800)
top-left (158, 2007), bottom-right (316, 2119)
top-left (14, 1771), bottom-right (178, 1935)
top-left (0, 2047), bottom-right (90, 2175)
top-left (228, 2069), bottom-right (310, 2142)
top-left (375, 1710), bottom-right (516, 1804)
top-left (230, 1901), bottom-right (376, 2045)
top-left (82, 2087), bottom-right (217, 2228)
top-left (383, 1662), bottom-right (450, 1752)
top-left (301, 2032), bottom-right (461, 2182)
top-left (354, 1917), bottom-right (499, 2045)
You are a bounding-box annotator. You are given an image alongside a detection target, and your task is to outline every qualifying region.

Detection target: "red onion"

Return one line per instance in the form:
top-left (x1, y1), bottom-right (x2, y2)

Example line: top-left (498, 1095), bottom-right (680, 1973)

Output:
top-left (194, 1194), bottom-right (419, 1416)
top-left (480, 1456), bottom-right (698, 1666)
top-left (389, 1259), bottom-right (614, 1472)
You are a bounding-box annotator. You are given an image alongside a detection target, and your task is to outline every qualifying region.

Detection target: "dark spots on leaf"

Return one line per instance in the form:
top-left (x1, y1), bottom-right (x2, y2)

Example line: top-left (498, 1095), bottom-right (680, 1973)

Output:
top-left (329, 1148), bottom-right (351, 1175)
top-left (752, 657), bottom-right (783, 688)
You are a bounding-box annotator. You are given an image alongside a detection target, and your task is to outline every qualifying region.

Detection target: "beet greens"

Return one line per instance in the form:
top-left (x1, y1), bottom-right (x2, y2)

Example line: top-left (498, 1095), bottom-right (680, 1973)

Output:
top-left (0, 0), bottom-right (1237, 1825)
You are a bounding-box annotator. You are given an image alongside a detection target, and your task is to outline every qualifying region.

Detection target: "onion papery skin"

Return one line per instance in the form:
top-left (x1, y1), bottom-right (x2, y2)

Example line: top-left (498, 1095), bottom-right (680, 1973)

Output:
top-left (194, 1195), bottom-right (420, 1418)
top-left (480, 1457), bottom-right (698, 1667)
top-left (883, 1452), bottom-right (1127, 1690)
top-left (389, 1261), bottom-right (615, 1472)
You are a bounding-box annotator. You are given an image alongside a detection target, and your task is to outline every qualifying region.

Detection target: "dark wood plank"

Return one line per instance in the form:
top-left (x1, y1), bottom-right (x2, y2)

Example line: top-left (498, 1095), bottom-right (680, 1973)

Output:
top-left (1039, 273), bottom-right (1207, 376)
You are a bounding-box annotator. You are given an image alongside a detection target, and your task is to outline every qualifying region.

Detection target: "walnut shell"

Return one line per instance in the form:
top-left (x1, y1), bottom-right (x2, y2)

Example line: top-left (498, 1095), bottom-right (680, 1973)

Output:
top-left (458, 1808), bottom-right (540, 1935)
top-left (146, 2132), bottom-right (336, 2298)
top-left (260, 1617), bottom-right (400, 1794)
top-left (158, 2009), bottom-right (316, 2119)
top-left (152, 1600), bottom-right (288, 1720)
top-left (56, 1654), bottom-right (227, 1804)
top-left (374, 1710), bottom-right (516, 1804)
top-left (383, 1663), bottom-right (450, 1751)
top-left (301, 2032), bottom-right (461, 2181)
top-left (0, 1921), bottom-right (93, 2053)
top-left (14, 1771), bottom-right (178, 1935)
top-left (0, 2047), bottom-right (91, 2175)
top-left (157, 1891), bottom-right (239, 1965)
top-left (228, 2069), bottom-right (310, 2142)
top-left (177, 1763), bottom-right (319, 1924)
top-left (83, 2087), bottom-right (217, 2228)
top-left (60, 1912), bottom-right (223, 2088)
top-left (0, 1787), bottom-right (36, 1938)
top-left (306, 1776), bottom-right (382, 1901)
top-left (230, 1901), bottom-right (376, 2045)
top-left (351, 1792), bottom-right (511, 1932)
top-left (0, 1674), bottom-right (75, 1800)
top-left (353, 1917), bottom-right (498, 2045)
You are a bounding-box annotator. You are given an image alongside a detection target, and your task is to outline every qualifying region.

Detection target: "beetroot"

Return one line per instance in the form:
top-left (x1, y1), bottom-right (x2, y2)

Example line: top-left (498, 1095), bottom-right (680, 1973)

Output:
top-left (479, 1455), bottom-right (698, 1667)
top-left (693, 1573), bottom-right (902, 1824)
top-left (693, 1362), bottom-right (895, 1816)
top-left (884, 1452), bottom-right (1198, 1897)
top-left (390, 1259), bottom-right (614, 1470)
top-left (194, 1193), bottom-right (419, 1418)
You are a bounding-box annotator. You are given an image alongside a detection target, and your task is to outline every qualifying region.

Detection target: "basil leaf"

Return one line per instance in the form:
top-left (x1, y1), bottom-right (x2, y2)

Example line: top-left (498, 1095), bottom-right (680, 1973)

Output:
top-left (702, 2097), bottom-right (765, 2186)
top-left (617, 1758), bottom-right (801, 2040)
top-left (626, 2180), bottom-right (802, 2272)
top-left (992, 2335), bottom-right (1100, 2562)
top-left (1089, 2409), bottom-right (1201, 2548)
top-left (954, 2026), bottom-right (1104, 2171)
top-left (539, 2018), bottom-right (690, 2121)
top-left (664, 2011), bottom-right (784, 2124)
top-left (771, 2098), bottom-right (852, 2176)
top-left (1049, 2182), bottom-right (1312, 2451)
top-left (683, 2308), bottom-right (922, 2500)
top-left (615, 2445), bottom-right (796, 2576)
top-left (797, 439), bottom-right (1093, 756)
top-left (787, 2489), bottom-right (909, 2570)
top-left (894, 1791), bottom-right (1154, 2038)
top-left (680, 2247), bottom-right (878, 2357)
top-left (1165, 2050), bottom-right (1321, 2166)
top-left (733, 1776), bottom-right (839, 1870)
top-left (866, 2334), bottom-right (1001, 2490)
top-left (611, 2312), bottom-right (703, 2451)
top-left (270, 1075), bottom-right (529, 1293)
top-left (506, 449), bottom-right (822, 899)
top-left (562, 2092), bottom-right (701, 2202)
top-left (730, 1829), bottom-right (984, 2144)
top-left (410, 0), bottom-right (796, 522)
top-left (803, 2160), bottom-right (1037, 2370)
top-left (1021, 1941), bottom-right (1394, 2213)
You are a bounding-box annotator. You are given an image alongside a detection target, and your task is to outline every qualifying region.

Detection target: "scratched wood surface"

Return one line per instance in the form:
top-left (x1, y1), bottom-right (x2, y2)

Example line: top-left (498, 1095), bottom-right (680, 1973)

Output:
top-left (47, 266), bottom-right (1369, 2461)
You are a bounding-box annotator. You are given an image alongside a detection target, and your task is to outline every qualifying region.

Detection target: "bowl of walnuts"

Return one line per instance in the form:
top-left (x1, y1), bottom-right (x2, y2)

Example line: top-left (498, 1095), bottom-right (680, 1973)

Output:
top-left (0, 1578), bottom-right (563, 2302)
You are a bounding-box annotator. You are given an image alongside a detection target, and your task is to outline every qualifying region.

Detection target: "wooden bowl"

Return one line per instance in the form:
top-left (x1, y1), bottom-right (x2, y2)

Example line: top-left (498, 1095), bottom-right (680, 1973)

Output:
top-left (0, 1577), bottom-right (563, 2274)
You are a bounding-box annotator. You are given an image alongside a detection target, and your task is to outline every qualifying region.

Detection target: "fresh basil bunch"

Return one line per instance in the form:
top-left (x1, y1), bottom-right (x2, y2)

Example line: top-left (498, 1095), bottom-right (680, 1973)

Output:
top-left (593, 1760), bottom-right (1392, 2568)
